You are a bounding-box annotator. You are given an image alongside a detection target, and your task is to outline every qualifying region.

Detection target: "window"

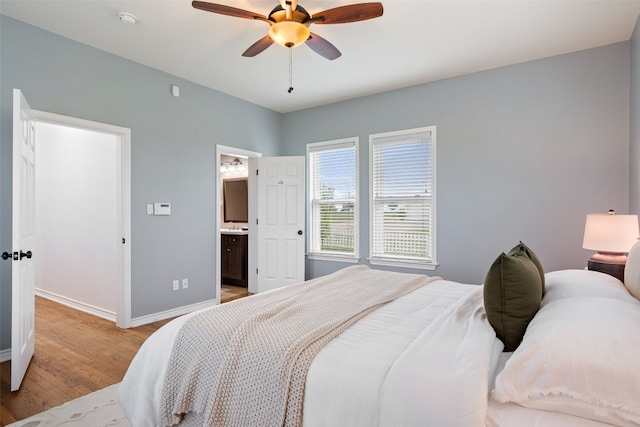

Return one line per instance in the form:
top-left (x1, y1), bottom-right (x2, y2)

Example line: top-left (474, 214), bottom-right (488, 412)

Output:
top-left (307, 138), bottom-right (359, 261)
top-left (369, 126), bottom-right (436, 269)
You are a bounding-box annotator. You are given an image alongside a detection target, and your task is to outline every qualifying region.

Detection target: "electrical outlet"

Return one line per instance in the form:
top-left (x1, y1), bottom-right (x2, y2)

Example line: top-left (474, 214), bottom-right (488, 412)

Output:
top-left (173, 279), bottom-right (179, 291)
top-left (182, 278), bottom-right (189, 289)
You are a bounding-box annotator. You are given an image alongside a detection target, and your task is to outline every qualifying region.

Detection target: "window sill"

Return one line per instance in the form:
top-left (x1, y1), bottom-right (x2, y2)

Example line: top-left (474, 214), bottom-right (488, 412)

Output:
top-left (368, 257), bottom-right (438, 270)
top-left (307, 253), bottom-right (360, 263)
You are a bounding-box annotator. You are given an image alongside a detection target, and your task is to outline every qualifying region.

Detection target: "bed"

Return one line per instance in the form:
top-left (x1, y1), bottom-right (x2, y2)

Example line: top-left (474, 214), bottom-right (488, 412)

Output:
top-left (118, 242), bottom-right (640, 427)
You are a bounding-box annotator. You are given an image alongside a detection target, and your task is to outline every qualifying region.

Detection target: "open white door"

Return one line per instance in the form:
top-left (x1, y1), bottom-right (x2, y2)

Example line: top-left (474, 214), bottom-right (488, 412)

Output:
top-left (254, 156), bottom-right (305, 293)
top-left (11, 89), bottom-right (36, 391)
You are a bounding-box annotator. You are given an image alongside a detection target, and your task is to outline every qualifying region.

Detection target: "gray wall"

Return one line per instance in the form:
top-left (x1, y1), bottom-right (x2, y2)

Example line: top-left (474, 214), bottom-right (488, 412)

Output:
top-left (631, 17), bottom-right (640, 215)
top-left (0, 16), bottom-right (282, 350)
top-left (281, 42), bottom-right (632, 285)
top-left (1, 13), bottom-right (637, 353)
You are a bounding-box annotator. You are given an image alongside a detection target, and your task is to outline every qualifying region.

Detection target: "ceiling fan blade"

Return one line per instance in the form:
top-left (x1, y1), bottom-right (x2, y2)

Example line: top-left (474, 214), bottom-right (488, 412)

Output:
top-left (312, 2), bottom-right (383, 24)
top-left (242, 35), bottom-right (274, 57)
top-left (192, 1), bottom-right (267, 21)
top-left (306, 33), bottom-right (341, 60)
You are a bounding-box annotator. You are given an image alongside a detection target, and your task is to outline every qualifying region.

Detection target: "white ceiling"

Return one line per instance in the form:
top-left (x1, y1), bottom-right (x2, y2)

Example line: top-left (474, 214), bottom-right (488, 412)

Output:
top-left (2, 0), bottom-right (640, 113)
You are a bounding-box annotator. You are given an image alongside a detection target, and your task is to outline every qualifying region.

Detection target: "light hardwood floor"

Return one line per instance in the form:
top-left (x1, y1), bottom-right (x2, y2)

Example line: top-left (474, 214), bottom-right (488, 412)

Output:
top-left (0, 289), bottom-right (250, 425)
top-left (221, 284), bottom-right (251, 302)
top-left (0, 296), bottom-right (172, 424)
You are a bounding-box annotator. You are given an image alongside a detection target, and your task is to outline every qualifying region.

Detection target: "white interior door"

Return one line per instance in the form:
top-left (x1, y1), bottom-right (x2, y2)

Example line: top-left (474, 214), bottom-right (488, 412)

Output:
top-left (255, 156), bottom-right (305, 293)
top-left (11, 89), bottom-right (36, 391)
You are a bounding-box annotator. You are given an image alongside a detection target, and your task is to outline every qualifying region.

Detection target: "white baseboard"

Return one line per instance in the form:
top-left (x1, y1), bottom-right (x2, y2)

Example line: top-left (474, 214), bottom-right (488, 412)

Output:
top-left (0, 348), bottom-right (11, 363)
top-left (36, 288), bottom-right (116, 322)
top-left (130, 299), bottom-right (218, 328)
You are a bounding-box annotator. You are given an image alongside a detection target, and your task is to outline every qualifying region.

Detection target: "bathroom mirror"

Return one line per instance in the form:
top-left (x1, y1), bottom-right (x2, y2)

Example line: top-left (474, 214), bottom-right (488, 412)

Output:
top-left (223, 178), bottom-right (248, 222)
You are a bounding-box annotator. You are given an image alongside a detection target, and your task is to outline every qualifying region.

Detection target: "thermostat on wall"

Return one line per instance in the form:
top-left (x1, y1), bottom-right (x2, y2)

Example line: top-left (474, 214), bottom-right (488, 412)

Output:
top-left (154, 202), bottom-right (171, 215)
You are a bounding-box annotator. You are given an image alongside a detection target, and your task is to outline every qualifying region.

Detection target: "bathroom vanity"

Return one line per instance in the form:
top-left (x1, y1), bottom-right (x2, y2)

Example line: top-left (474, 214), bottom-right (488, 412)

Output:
top-left (221, 229), bottom-right (248, 288)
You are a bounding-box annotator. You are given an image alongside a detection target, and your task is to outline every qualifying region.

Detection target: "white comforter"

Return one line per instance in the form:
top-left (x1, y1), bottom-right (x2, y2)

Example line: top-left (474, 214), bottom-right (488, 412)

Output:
top-left (119, 279), bottom-right (503, 426)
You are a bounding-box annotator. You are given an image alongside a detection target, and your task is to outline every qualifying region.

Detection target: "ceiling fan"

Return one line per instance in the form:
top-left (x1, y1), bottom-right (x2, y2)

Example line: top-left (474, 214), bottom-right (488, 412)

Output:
top-left (192, 0), bottom-right (384, 61)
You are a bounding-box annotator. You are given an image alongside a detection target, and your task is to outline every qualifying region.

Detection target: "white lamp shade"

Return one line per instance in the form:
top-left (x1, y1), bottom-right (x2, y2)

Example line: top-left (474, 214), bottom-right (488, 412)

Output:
top-left (582, 214), bottom-right (639, 253)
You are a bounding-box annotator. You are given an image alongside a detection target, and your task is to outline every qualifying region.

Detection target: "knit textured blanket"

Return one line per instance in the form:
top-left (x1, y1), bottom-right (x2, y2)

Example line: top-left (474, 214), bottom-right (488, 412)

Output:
top-left (159, 265), bottom-right (439, 427)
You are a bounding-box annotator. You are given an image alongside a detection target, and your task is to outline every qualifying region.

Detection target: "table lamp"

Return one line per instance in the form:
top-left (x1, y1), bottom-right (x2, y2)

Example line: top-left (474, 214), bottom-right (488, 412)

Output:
top-left (582, 210), bottom-right (639, 281)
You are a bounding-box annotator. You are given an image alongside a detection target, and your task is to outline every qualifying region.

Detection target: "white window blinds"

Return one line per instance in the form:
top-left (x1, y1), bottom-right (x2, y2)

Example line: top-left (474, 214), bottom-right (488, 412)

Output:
top-left (307, 138), bottom-right (358, 260)
top-left (370, 126), bottom-right (436, 268)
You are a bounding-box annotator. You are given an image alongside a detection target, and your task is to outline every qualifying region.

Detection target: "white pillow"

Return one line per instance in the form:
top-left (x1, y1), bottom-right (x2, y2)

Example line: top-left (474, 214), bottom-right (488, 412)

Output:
top-left (624, 240), bottom-right (640, 300)
top-left (492, 293), bottom-right (640, 426)
top-left (545, 269), bottom-right (634, 304)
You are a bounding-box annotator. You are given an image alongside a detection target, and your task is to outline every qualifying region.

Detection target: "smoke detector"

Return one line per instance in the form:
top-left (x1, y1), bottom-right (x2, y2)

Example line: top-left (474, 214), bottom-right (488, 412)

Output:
top-left (118, 12), bottom-right (137, 24)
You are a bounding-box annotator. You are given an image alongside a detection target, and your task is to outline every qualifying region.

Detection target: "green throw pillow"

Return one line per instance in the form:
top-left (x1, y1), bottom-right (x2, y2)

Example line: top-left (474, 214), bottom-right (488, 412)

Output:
top-left (508, 241), bottom-right (545, 294)
top-left (484, 252), bottom-right (543, 352)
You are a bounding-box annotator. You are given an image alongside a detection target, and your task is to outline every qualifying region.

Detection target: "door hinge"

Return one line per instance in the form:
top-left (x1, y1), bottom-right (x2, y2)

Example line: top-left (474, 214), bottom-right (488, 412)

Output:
top-left (256, 169), bottom-right (259, 176)
top-left (122, 238), bottom-right (126, 244)
top-left (256, 218), bottom-right (259, 225)
top-left (256, 268), bottom-right (259, 274)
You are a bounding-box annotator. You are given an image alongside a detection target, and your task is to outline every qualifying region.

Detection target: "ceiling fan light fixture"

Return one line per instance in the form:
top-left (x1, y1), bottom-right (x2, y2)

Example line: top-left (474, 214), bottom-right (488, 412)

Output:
top-left (268, 21), bottom-right (310, 48)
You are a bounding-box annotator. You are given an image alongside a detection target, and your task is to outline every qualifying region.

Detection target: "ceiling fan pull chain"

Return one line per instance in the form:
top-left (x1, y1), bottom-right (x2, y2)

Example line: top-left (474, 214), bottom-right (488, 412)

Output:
top-left (288, 47), bottom-right (294, 93)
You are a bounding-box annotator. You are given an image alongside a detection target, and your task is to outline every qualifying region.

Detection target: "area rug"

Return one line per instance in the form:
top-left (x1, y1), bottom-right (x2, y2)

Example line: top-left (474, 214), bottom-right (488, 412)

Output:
top-left (7, 384), bottom-right (130, 427)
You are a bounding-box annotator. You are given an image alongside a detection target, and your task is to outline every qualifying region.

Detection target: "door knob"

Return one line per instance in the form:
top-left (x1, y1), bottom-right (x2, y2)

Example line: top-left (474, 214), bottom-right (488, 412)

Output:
top-left (20, 250), bottom-right (32, 260)
top-left (1, 252), bottom-right (11, 260)
top-left (297, 230), bottom-right (303, 235)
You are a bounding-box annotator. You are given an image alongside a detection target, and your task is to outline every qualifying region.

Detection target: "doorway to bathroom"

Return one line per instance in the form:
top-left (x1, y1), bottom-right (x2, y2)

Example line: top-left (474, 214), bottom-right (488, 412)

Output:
top-left (216, 145), bottom-right (258, 303)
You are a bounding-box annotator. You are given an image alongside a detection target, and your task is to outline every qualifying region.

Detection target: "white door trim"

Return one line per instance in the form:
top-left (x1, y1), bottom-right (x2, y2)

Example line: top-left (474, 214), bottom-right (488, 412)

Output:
top-left (215, 145), bottom-right (261, 300)
top-left (33, 110), bottom-right (132, 328)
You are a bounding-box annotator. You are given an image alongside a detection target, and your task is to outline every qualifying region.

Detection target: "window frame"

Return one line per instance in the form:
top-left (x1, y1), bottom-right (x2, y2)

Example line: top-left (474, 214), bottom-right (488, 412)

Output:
top-left (368, 126), bottom-right (437, 270)
top-left (306, 137), bottom-right (359, 263)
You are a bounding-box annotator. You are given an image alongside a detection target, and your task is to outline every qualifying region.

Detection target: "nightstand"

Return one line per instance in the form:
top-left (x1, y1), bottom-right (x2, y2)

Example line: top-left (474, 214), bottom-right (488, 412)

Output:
top-left (587, 260), bottom-right (625, 282)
